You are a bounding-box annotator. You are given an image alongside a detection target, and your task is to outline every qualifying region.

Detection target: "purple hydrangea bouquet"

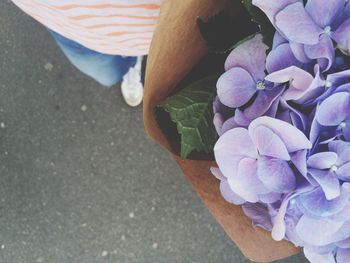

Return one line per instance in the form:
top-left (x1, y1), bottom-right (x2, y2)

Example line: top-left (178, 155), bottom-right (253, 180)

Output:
top-left (213, 0), bottom-right (350, 262)
top-left (158, 0), bottom-right (350, 262)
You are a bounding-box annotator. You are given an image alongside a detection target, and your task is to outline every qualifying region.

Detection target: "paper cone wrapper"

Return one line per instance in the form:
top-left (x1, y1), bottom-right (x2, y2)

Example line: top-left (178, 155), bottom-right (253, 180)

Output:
top-left (143, 0), bottom-right (300, 262)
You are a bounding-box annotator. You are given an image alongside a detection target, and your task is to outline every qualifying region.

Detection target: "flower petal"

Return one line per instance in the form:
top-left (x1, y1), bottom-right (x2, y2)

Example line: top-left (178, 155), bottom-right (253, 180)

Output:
top-left (304, 249), bottom-right (336, 263)
top-left (290, 41), bottom-right (311, 63)
top-left (224, 34), bottom-right (268, 81)
top-left (227, 176), bottom-right (259, 203)
top-left (219, 116), bottom-right (240, 136)
top-left (257, 156), bottom-right (296, 193)
top-left (337, 248), bottom-right (350, 263)
top-left (233, 109), bottom-right (252, 127)
top-left (214, 128), bottom-right (257, 179)
top-left (272, 31), bottom-right (287, 49)
top-left (217, 67), bottom-right (256, 108)
top-left (236, 158), bottom-right (269, 195)
top-left (308, 152), bottom-right (338, 169)
top-left (242, 203), bottom-right (273, 231)
top-left (280, 98), bottom-right (308, 131)
top-left (317, 92), bottom-right (350, 126)
top-left (298, 187), bottom-right (349, 217)
top-left (305, 0), bottom-right (347, 28)
top-left (298, 65), bottom-right (325, 104)
top-left (332, 19), bottom-right (350, 52)
top-left (337, 162), bottom-right (350, 181)
top-left (265, 66), bottom-right (314, 101)
top-left (259, 192), bottom-right (281, 203)
top-left (304, 35), bottom-right (335, 71)
top-left (271, 183), bottom-right (314, 241)
top-left (266, 43), bottom-right (302, 73)
top-left (249, 116), bottom-right (312, 152)
top-left (343, 120), bottom-right (350, 141)
top-left (336, 237), bottom-right (350, 248)
top-left (271, 194), bottom-right (293, 241)
top-left (291, 150), bottom-right (307, 176)
top-left (276, 2), bottom-right (322, 45)
top-left (210, 167), bottom-right (225, 180)
top-left (296, 215), bottom-right (344, 246)
top-left (308, 169), bottom-right (341, 200)
top-left (213, 113), bottom-right (225, 136)
top-left (227, 157), bottom-right (268, 203)
top-left (329, 140), bottom-right (350, 165)
top-left (220, 179), bottom-right (246, 205)
top-left (243, 86), bottom-right (284, 119)
top-left (253, 0), bottom-right (302, 26)
top-left (250, 125), bottom-right (290, 160)
top-left (330, 204), bottom-right (350, 222)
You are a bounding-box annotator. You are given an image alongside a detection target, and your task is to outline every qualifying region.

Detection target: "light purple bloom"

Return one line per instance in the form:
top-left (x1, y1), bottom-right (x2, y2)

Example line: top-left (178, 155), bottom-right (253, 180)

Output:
top-left (211, 2), bottom-right (350, 262)
top-left (217, 34), bottom-right (284, 121)
top-left (214, 116), bottom-right (312, 203)
top-left (254, 0), bottom-right (350, 70)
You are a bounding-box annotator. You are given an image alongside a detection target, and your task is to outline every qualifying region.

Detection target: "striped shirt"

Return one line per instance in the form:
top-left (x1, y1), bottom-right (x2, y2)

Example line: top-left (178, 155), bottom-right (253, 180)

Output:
top-left (12, 0), bottom-right (161, 56)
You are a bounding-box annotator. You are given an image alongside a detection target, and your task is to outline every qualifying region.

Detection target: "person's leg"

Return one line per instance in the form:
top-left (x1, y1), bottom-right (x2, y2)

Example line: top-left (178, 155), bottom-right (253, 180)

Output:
top-left (49, 30), bottom-right (137, 87)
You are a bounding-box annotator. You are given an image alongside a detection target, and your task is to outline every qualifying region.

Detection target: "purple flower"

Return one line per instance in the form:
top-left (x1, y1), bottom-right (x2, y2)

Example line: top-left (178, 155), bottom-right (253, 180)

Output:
top-left (213, 96), bottom-right (252, 136)
top-left (268, 97), bottom-right (309, 133)
top-left (211, 167), bottom-right (245, 205)
top-left (295, 184), bottom-right (350, 247)
top-left (306, 140), bottom-right (350, 200)
top-left (217, 34), bottom-right (284, 121)
top-left (214, 116), bottom-right (312, 203)
top-left (213, 96), bottom-right (233, 136)
top-left (266, 32), bottom-right (311, 73)
top-left (311, 92), bottom-right (350, 144)
top-left (314, 69), bottom-right (350, 104)
top-left (242, 202), bottom-right (274, 231)
top-left (265, 65), bottom-right (314, 103)
top-left (254, 0), bottom-right (350, 70)
top-left (211, 2), bottom-right (350, 262)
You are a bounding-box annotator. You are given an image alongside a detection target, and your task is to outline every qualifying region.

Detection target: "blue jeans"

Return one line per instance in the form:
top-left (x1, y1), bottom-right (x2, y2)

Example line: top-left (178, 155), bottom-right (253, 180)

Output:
top-left (49, 30), bottom-right (137, 87)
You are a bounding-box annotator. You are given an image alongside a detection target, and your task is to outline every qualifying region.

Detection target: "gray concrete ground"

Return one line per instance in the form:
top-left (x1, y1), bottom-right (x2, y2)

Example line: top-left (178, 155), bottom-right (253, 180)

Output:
top-left (0, 1), bottom-right (308, 262)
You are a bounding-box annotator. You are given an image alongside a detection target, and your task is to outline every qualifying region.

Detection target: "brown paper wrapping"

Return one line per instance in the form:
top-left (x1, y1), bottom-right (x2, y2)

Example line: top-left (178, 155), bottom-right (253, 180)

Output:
top-left (143, 0), bottom-right (301, 262)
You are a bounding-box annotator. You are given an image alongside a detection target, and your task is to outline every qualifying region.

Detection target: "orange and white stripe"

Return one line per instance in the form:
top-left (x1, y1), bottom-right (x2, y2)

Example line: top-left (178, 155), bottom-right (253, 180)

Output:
top-left (11, 0), bottom-right (161, 56)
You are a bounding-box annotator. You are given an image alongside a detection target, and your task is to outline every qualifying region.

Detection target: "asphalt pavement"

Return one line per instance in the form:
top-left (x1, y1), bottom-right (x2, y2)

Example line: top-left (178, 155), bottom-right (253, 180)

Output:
top-left (0, 1), bottom-right (308, 262)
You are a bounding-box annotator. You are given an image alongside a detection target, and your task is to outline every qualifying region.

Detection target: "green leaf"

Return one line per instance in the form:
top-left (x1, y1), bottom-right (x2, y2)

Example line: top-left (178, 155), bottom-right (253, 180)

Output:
top-left (158, 75), bottom-right (219, 159)
top-left (242, 0), bottom-right (274, 46)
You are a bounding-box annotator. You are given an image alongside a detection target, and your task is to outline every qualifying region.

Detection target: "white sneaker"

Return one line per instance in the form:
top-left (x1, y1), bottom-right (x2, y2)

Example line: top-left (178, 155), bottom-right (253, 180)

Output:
top-left (121, 56), bottom-right (143, 107)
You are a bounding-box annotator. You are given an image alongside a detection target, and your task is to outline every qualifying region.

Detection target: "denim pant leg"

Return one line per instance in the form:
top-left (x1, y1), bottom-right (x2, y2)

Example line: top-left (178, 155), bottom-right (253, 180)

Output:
top-left (49, 30), bottom-right (137, 87)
